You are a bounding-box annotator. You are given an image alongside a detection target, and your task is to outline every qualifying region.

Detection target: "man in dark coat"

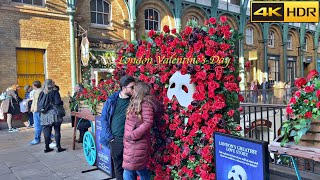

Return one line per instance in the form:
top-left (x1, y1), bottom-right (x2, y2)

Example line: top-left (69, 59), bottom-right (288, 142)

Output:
top-left (100, 75), bottom-right (136, 180)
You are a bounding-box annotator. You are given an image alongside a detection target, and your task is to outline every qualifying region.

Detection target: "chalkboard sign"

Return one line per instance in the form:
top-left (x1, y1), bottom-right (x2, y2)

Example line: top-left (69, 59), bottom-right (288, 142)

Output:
top-left (214, 132), bottom-right (269, 180)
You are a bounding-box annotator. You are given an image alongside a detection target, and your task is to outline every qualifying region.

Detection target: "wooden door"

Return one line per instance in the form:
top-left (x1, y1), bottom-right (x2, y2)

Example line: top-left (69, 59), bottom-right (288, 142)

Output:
top-left (16, 49), bottom-right (45, 98)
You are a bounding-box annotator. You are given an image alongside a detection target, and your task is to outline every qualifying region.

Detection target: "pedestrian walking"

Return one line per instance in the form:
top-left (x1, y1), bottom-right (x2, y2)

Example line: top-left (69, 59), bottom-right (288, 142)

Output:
top-left (100, 75), bottom-right (136, 180)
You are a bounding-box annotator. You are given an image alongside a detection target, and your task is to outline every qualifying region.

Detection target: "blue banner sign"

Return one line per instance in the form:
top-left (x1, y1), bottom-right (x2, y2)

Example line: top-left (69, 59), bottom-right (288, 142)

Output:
top-left (95, 116), bottom-right (113, 177)
top-left (214, 132), bottom-right (269, 180)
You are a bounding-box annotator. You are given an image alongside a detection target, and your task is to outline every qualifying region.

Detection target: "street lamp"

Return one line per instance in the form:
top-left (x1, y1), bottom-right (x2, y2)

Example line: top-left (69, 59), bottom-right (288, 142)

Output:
top-left (67, 0), bottom-right (77, 95)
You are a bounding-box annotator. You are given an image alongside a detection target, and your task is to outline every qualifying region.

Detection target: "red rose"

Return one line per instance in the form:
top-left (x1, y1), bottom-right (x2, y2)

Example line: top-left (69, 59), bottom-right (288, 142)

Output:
top-left (215, 66), bottom-right (224, 80)
top-left (304, 86), bottom-right (314, 93)
top-left (171, 28), bottom-right (177, 34)
top-left (148, 29), bottom-right (156, 37)
top-left (304, 99), bottom-right (309, 103)
top-left (227, 110), bottom-right (235, 117)
top-left (316, 90), bottom-right (320, 98)
top-left (289, 97), bottom-right (296, 104)
top-left (238, 94), bottom-right (244, 102)
top-left (208, 28), bottom-right (216, 35)
top-left (295, 91), bottom-right (301, 97)
top-left (286, 106), bottom-right (293, 114)
top-left (220, 16), bottom-right (228, 23)
top-left (294, 78), bottom-right (307, 88)
top-left (208, 17), bottom-right (216, 24)
top-left (305, 111), bottom-right (312, 118)
top-left (239, 107), bottom-right (243, 112)
top-left (163, 25), bottom-right (170, 33)
top-left (185, 26), bottom-right (193, 35)
top-left (317, 102), bottom-right (320, 108)
top-left (307, 69), bottom-right (318, 80)
top-left (236, 125), bottom-right (242, 131)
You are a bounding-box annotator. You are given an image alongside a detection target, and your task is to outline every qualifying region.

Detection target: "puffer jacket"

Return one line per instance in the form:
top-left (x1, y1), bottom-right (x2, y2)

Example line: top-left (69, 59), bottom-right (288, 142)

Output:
top-left (122, 95), bottom-right (164, 171)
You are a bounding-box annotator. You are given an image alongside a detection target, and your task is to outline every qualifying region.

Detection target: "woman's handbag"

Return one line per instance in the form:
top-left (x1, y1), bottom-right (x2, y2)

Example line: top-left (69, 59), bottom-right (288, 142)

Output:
top-left (52, 104), bottom-right (66, 118)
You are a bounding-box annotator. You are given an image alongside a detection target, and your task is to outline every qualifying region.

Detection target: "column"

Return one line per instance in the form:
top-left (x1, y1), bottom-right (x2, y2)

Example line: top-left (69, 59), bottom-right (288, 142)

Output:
top-left (239, 0), bottom-right (249, 91)
top-left (129, 0), bottom-right (136, 41)
top-left (263, 23), bottom-right (270, 80)
top-left (299, 23), bottom-right (306, 77)
top-left (211, 0), bottom-right (219, 17)
top-left (67, 0), bottom-right (77, 94)
top-left (174, 0), bottom-right (182, 33)
top-left (314, 23), bottom-right (320, 71)
top-left (282, 23), bottom-right (289, 82)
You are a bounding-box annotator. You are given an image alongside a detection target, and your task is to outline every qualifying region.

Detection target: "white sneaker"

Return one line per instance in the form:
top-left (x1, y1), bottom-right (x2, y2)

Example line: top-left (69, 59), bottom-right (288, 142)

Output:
top-left (49, 142), bottom-right (56, 148)
top-left (8, 128), bottom-right (18, 132)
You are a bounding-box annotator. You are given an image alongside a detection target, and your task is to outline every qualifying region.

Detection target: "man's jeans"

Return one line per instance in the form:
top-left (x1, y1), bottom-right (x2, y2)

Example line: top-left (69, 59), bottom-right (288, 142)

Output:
top-left (33, 112), bottom-right (41, 142)
top-left (123, 168), bottom-right (150, 180)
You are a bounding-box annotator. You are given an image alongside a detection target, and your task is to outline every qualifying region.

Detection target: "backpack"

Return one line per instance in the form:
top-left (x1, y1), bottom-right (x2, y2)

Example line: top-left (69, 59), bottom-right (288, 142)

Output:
top-left (0, 92), bottom-right (7, 101)
top-left (37, 92), bottom-right (51, 113)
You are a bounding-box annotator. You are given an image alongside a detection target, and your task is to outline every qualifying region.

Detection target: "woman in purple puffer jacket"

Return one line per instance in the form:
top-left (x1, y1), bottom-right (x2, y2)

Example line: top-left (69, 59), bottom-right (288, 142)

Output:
top-left (122, 82), bottom-right (164, 180)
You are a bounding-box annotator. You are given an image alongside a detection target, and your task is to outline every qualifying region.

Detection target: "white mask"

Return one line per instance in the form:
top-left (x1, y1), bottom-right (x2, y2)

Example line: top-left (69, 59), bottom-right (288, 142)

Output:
top-left (228, 165), bottom-right (248, 180)
top-left (167, 71), bottom-right (196, 107)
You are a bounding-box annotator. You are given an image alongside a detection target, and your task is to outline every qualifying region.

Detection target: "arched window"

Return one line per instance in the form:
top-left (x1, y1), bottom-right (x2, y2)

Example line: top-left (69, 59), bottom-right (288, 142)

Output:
top-left (144, 8), bottom-right (160, 31)
top-left (268, 31), bottom-right (275, 47)
top-left (287, 34), bottom-right (292, 49)
top-left (91, 0), bottom-right (111, 25)
top-left (245, 27), bottom-right (254, 45)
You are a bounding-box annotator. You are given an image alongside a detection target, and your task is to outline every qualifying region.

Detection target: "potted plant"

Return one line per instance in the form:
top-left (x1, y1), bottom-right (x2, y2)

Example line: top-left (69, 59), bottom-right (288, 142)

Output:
top-left (281, 70), bottom-right (320, 146)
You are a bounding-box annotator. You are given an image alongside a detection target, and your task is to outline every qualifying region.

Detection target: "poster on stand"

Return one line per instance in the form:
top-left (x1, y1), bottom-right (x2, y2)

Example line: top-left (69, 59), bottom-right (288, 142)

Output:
top-left (214, 132), bottom-right (269, 180)
top-left (95, 116), bottom-right (114, 177)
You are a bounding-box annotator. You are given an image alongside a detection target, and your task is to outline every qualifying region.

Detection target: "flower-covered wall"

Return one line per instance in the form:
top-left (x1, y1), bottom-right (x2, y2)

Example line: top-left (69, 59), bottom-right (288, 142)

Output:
top-left (109, 16), bottom-right (244, 179)
top-left (77, 16), bottom-right (244, 179)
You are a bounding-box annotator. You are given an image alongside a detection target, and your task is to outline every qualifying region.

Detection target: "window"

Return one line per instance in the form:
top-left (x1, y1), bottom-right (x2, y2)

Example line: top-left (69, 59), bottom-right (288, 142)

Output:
top-left (12, 0), bottom-right (43, 6)
top-left (144, 8), bottom-right (160, 31)
top-left (268, 59), bottom-right (279, 84)
top-left (287, 35), bottom-right (292, 49)
top-left (304, 37), bottom-right (308, 51)
top-left (188, 15), bottom-right (199, 23)
top-left (268, 31), bottom-right (275, 47)
top-left (246, 27), bottom-right (254, 45)
top-left (91, 0), bottom-right (111, 25)
top-left (287, 60), bottom-right (296, 86)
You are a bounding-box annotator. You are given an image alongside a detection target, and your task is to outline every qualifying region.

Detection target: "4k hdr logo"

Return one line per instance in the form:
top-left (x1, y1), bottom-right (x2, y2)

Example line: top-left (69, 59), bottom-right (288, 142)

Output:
top-left (251, 1), bottom-right (319, 22)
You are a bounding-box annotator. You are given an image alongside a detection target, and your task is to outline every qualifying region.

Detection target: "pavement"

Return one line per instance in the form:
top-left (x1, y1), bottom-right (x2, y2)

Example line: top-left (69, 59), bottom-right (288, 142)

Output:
top-left (0, 122), bottom-right (113, 180)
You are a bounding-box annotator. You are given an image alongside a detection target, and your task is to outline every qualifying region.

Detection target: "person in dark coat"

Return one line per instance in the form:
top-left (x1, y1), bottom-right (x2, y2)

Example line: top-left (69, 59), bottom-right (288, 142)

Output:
top-left (40, 79), bottom-right (66, 153)
top-left (100, 75), bottom-right (136, 180)
top-left (122, 82), bottom-right (164, 180)
top-left (68, 84), bottom-right (91, 143)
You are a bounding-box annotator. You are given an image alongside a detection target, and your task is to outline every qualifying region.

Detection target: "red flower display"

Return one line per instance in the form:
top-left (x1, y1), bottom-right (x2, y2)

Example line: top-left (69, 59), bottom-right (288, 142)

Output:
top-left (96, 17), bottom-right (242, 179)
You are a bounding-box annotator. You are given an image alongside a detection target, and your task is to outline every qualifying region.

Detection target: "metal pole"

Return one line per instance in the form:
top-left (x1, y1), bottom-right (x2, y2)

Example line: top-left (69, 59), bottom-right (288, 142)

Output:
top-left (67, 0), bottom-right (77, 95)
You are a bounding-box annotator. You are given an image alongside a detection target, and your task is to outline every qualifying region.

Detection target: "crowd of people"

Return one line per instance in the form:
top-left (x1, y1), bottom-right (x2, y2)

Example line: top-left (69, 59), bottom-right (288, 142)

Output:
top-left (0, 79), bottom-right (66, 153)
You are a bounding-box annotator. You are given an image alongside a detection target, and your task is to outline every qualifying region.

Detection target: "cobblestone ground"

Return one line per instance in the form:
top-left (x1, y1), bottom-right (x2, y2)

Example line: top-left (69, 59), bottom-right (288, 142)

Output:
top-left (0, 122), bottom-right (113, 180)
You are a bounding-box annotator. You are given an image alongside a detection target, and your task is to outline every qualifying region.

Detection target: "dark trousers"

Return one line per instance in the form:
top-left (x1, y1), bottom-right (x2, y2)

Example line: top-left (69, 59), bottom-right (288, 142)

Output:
top-left (110, 138), bottom-right (124, 180)
top-left (43, 122), bottom-right (62, 149)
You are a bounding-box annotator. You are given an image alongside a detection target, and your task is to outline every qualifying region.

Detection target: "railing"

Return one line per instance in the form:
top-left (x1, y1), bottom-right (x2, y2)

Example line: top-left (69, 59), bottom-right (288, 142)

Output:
top-left (240, 103), bottom-right (320, 174)
top-left (240, 88), bottom-right (298, 105)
